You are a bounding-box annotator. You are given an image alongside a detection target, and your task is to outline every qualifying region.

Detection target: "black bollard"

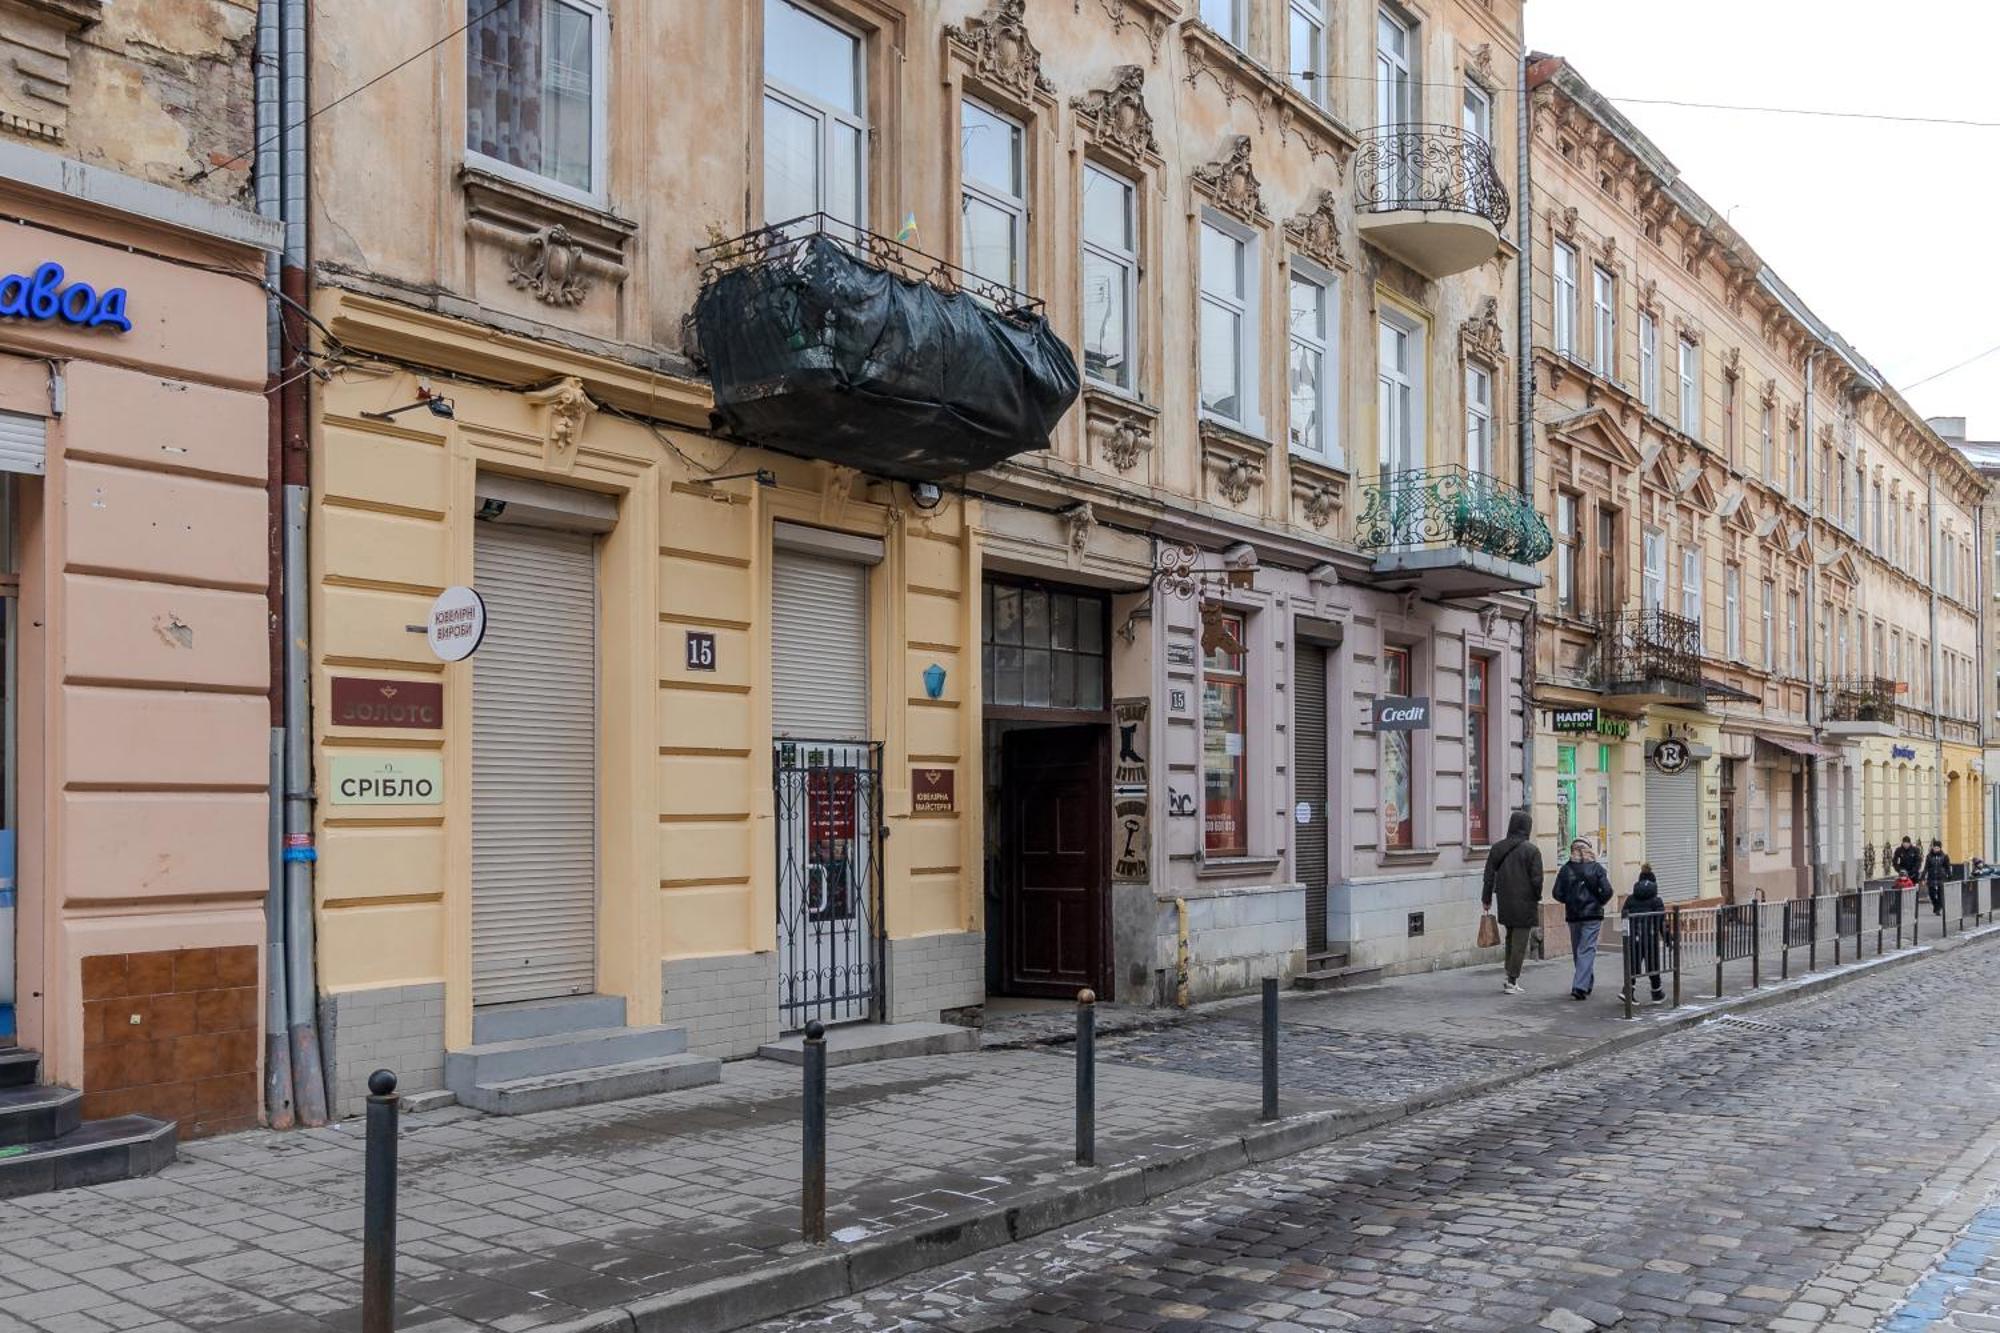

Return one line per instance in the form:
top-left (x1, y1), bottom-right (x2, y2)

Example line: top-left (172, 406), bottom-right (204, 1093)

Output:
top-left (362, 1069), bottom-right (398, 1333)
top-left (1670, 906), bottom-right (1682, 1009)
top-left (1075, 989), bottom-right (1096, 1166)
top-left (1781, 899), bottom-right (1791, 982)
top-left (1261, 977), bottom-right (1278, 1121)
top-left (1751, 899), bottom-right (1761, 990)
top-left (802, 1020), bottom-right (827, 1244)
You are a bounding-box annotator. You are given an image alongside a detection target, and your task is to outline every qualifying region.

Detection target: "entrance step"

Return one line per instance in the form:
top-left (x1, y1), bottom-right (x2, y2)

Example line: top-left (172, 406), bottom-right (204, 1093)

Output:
top-left (0, 1085), bottom-right (82, 1148)
top-left (1293, 963), bottom-right (1385, 992)
top-left (0, 1115), bottom-right (178, 1200)
top-left (757, 1021), bottom-right (978, 1068)
top-left (453, 1054), bottom-right (721, 1116)
top-left (0, 1048), bottom-right (37, 1089)
top-left (1305, 949), bottom-right (1351, 972)
top-left (471, 994), bottom-right (627, 1045)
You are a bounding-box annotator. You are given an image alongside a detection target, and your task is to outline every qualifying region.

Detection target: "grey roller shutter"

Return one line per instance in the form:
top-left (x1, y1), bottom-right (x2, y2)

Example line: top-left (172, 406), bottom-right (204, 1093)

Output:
top-left (472, 522), bottom-right (598, 1005)
top-left (1644, 763), bottom-right (1700, 903)
top-left (772, 550), bottom-right (868, 740)
top-left (1294, 643), bottom-right (1330, 956)
top-left (0, 412), bottom-right (45, 475)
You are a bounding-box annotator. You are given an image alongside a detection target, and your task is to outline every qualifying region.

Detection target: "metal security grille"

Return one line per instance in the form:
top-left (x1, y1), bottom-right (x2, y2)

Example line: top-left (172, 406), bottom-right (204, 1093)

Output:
top-left (775, 739), bottom-right (883, 1027)
top-left (0, 412), bottom-right (44, 476)
top-left (772, 551), bottom-right (868, 739)
top-left (1644, 762), bottom-right (1700, 903)
top-left (1295, 643), bottom-right (1330, 957)
top-left (471, 522), bottom-right (599, 1005)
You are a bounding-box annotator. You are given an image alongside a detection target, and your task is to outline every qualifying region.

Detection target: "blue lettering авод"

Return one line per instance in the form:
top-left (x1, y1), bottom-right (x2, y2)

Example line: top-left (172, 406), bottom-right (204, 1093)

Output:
top-left (0, 261), bottom-right (132, 333)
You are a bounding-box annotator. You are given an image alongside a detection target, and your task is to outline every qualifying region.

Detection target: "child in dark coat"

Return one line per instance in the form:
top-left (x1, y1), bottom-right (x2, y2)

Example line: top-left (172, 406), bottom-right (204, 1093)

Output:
top-left (1622, 864), bottom-right (1670, 1003)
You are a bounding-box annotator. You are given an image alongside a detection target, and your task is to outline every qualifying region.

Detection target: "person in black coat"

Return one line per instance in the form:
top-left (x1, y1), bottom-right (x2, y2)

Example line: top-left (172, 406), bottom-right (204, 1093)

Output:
top-left (1924, 840), bottom-right (1951, 915)
top-left (1894, 837), bottom-right (1922, 883)
top-left (1552, 837), bottom-right (1615, 1000)
top-left (1481, 810), bottom-right (1545, 995)
top-left (1622, 865), bottom-right (1670, 1003)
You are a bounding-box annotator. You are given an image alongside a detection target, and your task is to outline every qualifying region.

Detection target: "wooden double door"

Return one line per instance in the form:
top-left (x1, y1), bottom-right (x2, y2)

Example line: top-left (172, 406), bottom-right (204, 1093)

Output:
top-left (998, 725), bottom-right (1108, 998)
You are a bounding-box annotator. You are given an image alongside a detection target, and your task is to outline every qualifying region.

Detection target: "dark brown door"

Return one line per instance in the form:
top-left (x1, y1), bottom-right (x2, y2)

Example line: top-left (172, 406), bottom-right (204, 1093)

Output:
top-left (1001, 726), bottom-right (1105, 996)
top-left (1719, 761), bottom-right (1736, 903)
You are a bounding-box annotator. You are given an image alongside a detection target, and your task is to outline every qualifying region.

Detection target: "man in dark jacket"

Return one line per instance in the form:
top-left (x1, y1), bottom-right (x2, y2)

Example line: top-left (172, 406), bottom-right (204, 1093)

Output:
top-left (1622, 865), bottom-right (1669, 1004)
top-left (1894, 837), bottom-right (1922, 883)
top-left (1481, 810), bottom-right (1544, 995)
top-left (1924, 839), bottom-right (1951, 915)
top-left (1553, 836), bottom-right (1615, 999)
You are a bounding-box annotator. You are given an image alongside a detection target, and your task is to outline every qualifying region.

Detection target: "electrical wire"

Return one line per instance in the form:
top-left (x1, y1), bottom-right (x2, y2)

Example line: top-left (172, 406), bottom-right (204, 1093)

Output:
top-left (1899, 341), bottom-right (2000, 393)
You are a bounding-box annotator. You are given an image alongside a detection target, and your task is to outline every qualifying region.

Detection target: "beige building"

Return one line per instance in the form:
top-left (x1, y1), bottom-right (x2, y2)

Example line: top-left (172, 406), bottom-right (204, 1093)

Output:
top-left (1525, 56), bottom-right (1988, 911)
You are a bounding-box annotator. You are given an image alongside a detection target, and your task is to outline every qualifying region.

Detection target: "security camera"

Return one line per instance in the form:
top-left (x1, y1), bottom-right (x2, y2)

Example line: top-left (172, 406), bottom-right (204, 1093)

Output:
top-left (910, 481), bottom-right (943, 511)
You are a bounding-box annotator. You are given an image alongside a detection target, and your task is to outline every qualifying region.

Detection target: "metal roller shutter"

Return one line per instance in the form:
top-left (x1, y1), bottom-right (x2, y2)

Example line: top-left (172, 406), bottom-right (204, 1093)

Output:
top-left (1294, 643), bottom-right (1330, 956)
top-left (472, 522), bottom-right (599, 1005)
top-left (1644, 762), bottom-right (1701, 903)
top-left (772, 551), bottom-right (868, 739)
top-left (0, 412), bottom-right (44, 475)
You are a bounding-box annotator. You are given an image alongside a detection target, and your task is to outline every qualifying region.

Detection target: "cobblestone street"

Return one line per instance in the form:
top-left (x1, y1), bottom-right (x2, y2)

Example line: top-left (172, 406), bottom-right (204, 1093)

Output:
top-left (769, 939), bottom-right (2000, 1332)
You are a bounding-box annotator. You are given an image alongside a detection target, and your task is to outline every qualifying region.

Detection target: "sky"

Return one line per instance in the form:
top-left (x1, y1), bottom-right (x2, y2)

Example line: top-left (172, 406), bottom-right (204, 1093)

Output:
top-left (1523, 0), bottom-right (2000, 441)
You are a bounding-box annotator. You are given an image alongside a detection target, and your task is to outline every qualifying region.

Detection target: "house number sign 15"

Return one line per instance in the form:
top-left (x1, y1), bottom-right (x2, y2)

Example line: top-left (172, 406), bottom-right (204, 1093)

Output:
top-left (685, 630), bottom-right (717, 671)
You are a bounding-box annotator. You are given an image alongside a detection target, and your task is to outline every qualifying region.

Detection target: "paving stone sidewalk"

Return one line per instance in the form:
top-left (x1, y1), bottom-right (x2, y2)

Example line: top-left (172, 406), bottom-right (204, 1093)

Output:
top-left (0, 933), bottom-right (1977, 1333)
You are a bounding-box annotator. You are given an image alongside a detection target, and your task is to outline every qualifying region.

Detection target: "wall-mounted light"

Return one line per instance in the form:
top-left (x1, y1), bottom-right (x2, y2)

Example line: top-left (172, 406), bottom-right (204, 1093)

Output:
top-left (362, 389), bottom-right (455, 422)
top-left (910, 481), bottom-right (944, 511)
top-left (704, 469), bottom-right (777, 488)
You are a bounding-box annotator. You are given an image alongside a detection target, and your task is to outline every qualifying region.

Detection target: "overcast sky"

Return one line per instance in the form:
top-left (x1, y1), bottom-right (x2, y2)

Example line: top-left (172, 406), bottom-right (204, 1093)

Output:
top-left (1524, 0), bottom-right (2000, 441)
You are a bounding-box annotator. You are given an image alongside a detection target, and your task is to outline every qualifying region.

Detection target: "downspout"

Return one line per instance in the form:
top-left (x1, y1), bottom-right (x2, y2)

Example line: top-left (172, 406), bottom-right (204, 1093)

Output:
top-left (1978, 497), bottom-right (1988, 861)
top-left (1515, 52), bottom-right (1536, 818)
top-left (255, 0), bottom-right (293, 1130)
top-left (280, 0), bottom-right (329, 1126)
top-left (1804, 351), bottom-right (1820, 896)
top-left (1928, 468), bottom-right (1943, 846)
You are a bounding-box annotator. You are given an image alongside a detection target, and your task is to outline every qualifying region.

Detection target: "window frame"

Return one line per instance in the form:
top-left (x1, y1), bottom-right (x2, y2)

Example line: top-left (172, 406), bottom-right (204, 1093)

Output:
top-left (1382, 642), bottom-right (1415, 851)
top-left (1680, 545), bottom-right (1702, 632)
top-left (1466, 653), bottom-right (1493, 846)
top-left (1462, 79), bottom-right (1493, 147)
top-left (958, 95), bottom-right (1028, 294)
top-left (1555, 492), bottom-right (1578, 615)
top-left (1201, 0), bottom-right (1246, 48)
top-left (1787, 589), bottom-right (1801, 677)
top-left (1464, 360), bottom-right (1494, 476)
top-left (465, 0), bottom-right (612, 208)
top-left (1591, 263), bottom-right (1615, 377)
top-left (1080, 161), bottom-right (1139, 392)
top-left (1202, 611), bottom-right (1250, 857)
top-left (1289, 0), bottom-right (1328, 105)
top-left (1638, 310), bottom-right (1659, 414)
top-left (1677, 335), bottom-right (1700, 438)
top-left (1376, 307), bottom-right (1425, 475)
top-left (1760, 402), bottom-right (1775, 483)
top-left (1762, 578), bottom-right (1776, 672)
top-left (1198, 212), bottom-right (1260, 430)
top-left (762, 0), bottom-right (870, 232)
top-left (1641, 526), bottom-right (1666, 614)
top-left (1552, 240), bottom-right (1578, 359)
top-left (1725, 564), bottom-right (1741, 661)
top-left (1287, 260), bottom-right (1339, 463)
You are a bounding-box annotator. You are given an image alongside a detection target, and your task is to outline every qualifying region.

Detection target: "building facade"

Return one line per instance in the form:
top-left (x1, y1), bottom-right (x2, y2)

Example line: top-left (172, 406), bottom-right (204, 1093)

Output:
top-left (1525, 56), bottom-right (1988, 910)
top-left (304, 0), bottom-right (1541, 1113)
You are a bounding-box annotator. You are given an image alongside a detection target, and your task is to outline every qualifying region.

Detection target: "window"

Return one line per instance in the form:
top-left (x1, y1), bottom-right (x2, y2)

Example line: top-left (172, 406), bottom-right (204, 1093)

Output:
top-left (960, 99), bottom-right (1025, 292)
top-left (1597, 508), bottom-right (1618, 613)
top-left (1889, 487), bottom-right (1901, 561)
top-left (1462, 81), bottom-right (1493, 147)
top-left (1680, 546), bottom-right (1702, 631)
top-left (1081, 164), bottom-right (1136, 389)
top-left (1200, 221), bottom-right (1257, 426)
top-left (1760, 403), bottom-right (1775, 482)
top-left (1201, 0), bottom-right (1244, 46)
top-left (1202, 612), bottom-right (1248, 856)
top-left (1641, 527), bottom-right (1665, 614)
top-left (1290, 0), bottom-right (1327, 104)
top-left (764, 0), bottom-right (866, 230)
top-left (1556, 744), bottom-right (1578, 849)
top-left (1555, 493), bottom-right (1578, 614)
top-left (1591, 265), bottom-right (1615, 376)
top-left (1762, 579), bottom-right (1775, 671)
top-left (467, 0), bottom-right (605, 202)
top-left (1874, 618), bottom-right (1886, 677)
top-left (1677, 336), bottom-right (1700, 437)
top-left (1724, 375), bottom-right (1738, 467)
top-left (1837, 612), bottom-right (1849, 678)
top-left (1852, 462), bottom-right (1865, 533)
top-left (1892, 631), bottom-right (1903, 684)
top-left (1638, 311), bottom-right (1659, 413)
top-left (1288, 268), bottom-right (1339, 462)
top-left (1872, 480), bottom-right (1883, 553)
top-left (1787, 590), bottom-right (1801, 676)
top-left (1786, 419), bottom-right (1801, 498)
top-left (1467, 655), bottom-right (1491, 845)
top-left (982, 582), bottom-right (1107, 710)
top-left (1725, 565), bottom-right (1741, 660)
top-left (1836, 463), bottom-right (1849, 535)
top-left (1382, 644), bottom-right (1414, 851)
top-left (1377, 313), bottom-right (1422, 473)
top-left (1375, 8), bottom-right (1414, 129)
top-left (1464, 363), bottom-right (1493, 475)
top-left (1553, 241), bottom-right (1578, 358)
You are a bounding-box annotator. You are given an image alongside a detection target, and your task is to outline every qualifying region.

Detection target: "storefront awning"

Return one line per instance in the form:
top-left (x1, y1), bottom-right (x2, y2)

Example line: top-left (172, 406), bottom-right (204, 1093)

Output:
top-left (1757, 734), bottom-right (1835, 760)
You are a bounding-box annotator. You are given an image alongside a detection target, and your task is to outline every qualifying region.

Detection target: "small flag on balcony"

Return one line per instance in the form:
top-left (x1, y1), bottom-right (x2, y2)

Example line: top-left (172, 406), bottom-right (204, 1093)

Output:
top-left (896, 212), bottom-right (920, 248)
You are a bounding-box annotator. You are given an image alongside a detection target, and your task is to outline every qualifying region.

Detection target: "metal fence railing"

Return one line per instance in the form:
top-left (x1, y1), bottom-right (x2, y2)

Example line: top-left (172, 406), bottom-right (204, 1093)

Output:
top-left (1615, 876), bottom-right (1998, 1019)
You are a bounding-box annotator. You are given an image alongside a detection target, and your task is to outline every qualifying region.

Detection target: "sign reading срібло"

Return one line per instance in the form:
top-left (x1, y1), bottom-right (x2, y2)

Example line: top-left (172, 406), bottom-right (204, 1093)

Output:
top-left (330, 754), bottom-right (443, 806)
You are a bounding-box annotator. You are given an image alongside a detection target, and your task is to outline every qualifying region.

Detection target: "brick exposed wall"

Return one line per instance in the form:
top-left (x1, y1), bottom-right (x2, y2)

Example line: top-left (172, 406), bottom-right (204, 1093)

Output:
top-left (81, 946), bottom-right (259, 1138)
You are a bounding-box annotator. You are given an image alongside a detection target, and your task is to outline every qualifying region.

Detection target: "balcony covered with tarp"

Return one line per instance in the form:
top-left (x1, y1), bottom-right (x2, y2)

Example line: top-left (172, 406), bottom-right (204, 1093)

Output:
top-left (1354, 464), bottom-right (1551, 596)
top-left (688, 214), bottom-right (1080, 483)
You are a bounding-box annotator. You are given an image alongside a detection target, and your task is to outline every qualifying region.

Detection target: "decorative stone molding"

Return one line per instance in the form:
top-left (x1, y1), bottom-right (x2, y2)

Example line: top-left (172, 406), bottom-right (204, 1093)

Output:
top-left (1083, 388), bottom-right (1157, 475)
top-left (1549, 203), bottom-right (1580, 241)
top-left (1722, 345), bottom-right (1742, 382)
top-left (1289, 453), bottom-right (1347, 531)
top-left (1478, 604), bottom-right (1503, 637)
top-left (1761, 376), bottom-right (1779, 409)
top-left (1638, 276), bottom-right (1659, 314)
top-left (0, 0), bottom-right (101, 144)
top-left (1465, 41), bottom-right (1495, 87)
top-left (525, 376), bottom-right (597, 472)
top-left (1086, 0), bottom-right (1174, 61)
top-left (1071, 65), bottom-right (1158, 163)
top-left (1181, 24), bottom-right (1283, 133)
top-left (944, 0), bottom-right (1054, 102)
top-left (1191, 135), bottom-right (1266, 224)
top-left (1284, 190), bottom-right (1346, 269)
top-left (1460, 296), bottom-right (1507, 365)
top-left (462, 167), bottom-right (635, 308)
top-left (1198, 418), bottom-right (1267, 506)
top-left (1063, 502), bottom-right (1096, 554)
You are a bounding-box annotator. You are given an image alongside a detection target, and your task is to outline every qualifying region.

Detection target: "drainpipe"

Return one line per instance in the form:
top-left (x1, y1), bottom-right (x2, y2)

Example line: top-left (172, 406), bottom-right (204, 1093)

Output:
top-left (1977, 498), bottom-right (1987, 861)
top-left (1928, 468), bottom-right (1943, 848)
top-left (1803, 351), bottom-right (1820, 896)
top-left (280, 0), bottom-right (329, 1126)
top-left (1515, 51), bottom-right (1536, 819)
top-left (255, 0), bottom-right (294, 1130)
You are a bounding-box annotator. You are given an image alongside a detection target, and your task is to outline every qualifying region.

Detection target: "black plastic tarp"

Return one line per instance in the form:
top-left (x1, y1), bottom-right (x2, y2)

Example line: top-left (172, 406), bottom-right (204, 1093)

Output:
top-left (691, 235), bottom-right (1079, 482)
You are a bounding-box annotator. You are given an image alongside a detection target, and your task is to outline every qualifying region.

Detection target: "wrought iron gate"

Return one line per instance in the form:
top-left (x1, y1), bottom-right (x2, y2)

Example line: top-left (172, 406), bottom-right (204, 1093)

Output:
top-left (775, 739), bottom-right (884, 1028)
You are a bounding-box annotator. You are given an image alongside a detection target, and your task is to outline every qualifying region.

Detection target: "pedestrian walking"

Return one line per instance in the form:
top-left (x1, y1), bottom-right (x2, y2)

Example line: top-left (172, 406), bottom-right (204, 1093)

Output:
top-left (1552, 836), bottom-right (1614, 1000)
top-left (1894, 836), bottom-right (1922, 883)
top-left (1924, 839), bottom-right (1951, 916)
top-left (1480, 810), bottom-right (1544, 996)
top-left (1622, 863), bottom-right (1670, 1004)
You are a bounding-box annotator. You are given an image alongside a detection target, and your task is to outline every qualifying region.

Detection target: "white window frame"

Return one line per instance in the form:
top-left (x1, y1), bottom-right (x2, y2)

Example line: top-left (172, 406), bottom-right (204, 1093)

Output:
top-left (1201, 0), bottom-right (1245, 47)
top-left (1641, 527), bottom-right (1666, 615)
top-left (959, 96), bottom-right (1026, 293)
top-left (1762, 579), bottom-right (1775, 672)
top-left (1591, 264), bottom-right (1615, 377)
top-left (1464, 361), bottom-right (1493, 476)
top-left (763, 0), bottom-right (869, 231)
top-left (1638, 311), bottom-right (1659, 414)
top-left (1555, 493), bottom-right (1577, 614)
top-left (1080, 162), bottom-right (1137, 391)
top-left (1725, 564), bottom-right (1741, 661)
top-left (1760, 403), bottom-right (1775, 483)
top-left (1552, 240), bottom-right (1578, 359)
top-left (1680, 545), bottom-right (1702, 631)
top-left (1677, 336), bottom-right (1700, 437)
top-left (1290, 0), bottom-right (1328, 104)
top-left (1287, 260), bottom-right (1340, 464)
top-left (466, 0), bottom-right (611, 209)
top-left (1787, 590), bottom-right (1801, 676)
top-left (1199, 213), bottom-right (1260, 431)
top-left (1462, 80), bottom-right (1493, 146)
top-left (1377, 308), bottom-right (1425, 475)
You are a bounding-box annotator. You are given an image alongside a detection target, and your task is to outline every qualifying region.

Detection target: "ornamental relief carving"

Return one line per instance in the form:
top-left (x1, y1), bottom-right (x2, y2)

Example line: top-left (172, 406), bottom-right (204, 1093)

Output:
top-left (509, 225), bottom-right (591, 306)
top-left (1192, 134), bottom-right (1266, 224)
top-left (1084, 0), bottom-right (1171, 61)
top-left (945, 0), bottom-right (1054, 102)
top-left (1085, 395), bottom-right (1155, 475)
top-left (1461, 296), bottom-right (1507, 365)
top-left (525, 376), bottom-right (597, 472)
top-left (1284, 190), bottom-right (1346, 269)
top-left (1071, 64), bottom-right (1158, 162)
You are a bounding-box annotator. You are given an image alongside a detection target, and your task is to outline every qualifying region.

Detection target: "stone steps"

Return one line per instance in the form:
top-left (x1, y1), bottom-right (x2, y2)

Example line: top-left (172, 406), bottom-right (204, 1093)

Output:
top-left (447, 995), bottom-right (720, 1115)
top-left (0, 1050), bottom-right (176, 1199)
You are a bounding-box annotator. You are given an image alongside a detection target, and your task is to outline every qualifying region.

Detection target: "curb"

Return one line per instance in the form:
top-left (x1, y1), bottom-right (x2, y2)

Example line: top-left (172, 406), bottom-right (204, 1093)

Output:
top-left (543, 925), bottom-right (2000, 1333)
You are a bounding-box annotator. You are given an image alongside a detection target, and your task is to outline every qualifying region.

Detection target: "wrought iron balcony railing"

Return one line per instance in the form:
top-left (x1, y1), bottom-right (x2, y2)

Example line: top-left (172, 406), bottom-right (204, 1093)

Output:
top-left (1354, 464), bottom-right (1553, 564)
top-left (695, 211), bottom-right (1044, 315)
top-left (1353, 124), bottom-right (1511, 229)
top-left (1826, 676), bottom-right (1897, 722)
top-left (1598, 610), bottom-right (1705, 689)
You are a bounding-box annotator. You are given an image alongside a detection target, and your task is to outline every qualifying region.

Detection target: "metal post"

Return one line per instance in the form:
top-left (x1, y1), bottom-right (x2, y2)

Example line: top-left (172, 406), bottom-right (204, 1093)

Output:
top-left (1075, 989), bottom-right (1096, 1166)
top-left (1914, 886), bottom-right (1921, 943)
top-left (1781, 900), bottom-right (1791, 981)
top-left (1715, 911), bottom-right (1724, 1000)
top-left (362, 1070), bottom-right (398, 1333)
top-left (802, 1020), bottom-right (827, 1244)
top-left (1856, 892), bottom-right (1865, 958)
top-left (1260, 977), bottom-right (1278, 1122)
top-left (1621, 916), bottom-right (1633, 1021)
top-left (1810, 895), bottom-right (1819, 972)
top-left (1895, 887), bottom-right (1903, 950)
top-left (1751, 899), bottom-right (1761, 990)
top-left (1671, 906), bottom-right (1682, 1009)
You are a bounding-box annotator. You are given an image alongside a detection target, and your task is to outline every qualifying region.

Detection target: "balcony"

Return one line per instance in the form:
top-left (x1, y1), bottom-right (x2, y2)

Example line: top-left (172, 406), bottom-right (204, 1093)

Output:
top-left (1352, 125), bottom-right (1511, 279)
top-left (1597, 611), bottom-right (1707, 708)
top-left (1354, 465), bottom-right (1551, 596)
top-left (688, 213), bottom-right (1080, 483)
top-left (1824, 676), bottom-right (1900, 737)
